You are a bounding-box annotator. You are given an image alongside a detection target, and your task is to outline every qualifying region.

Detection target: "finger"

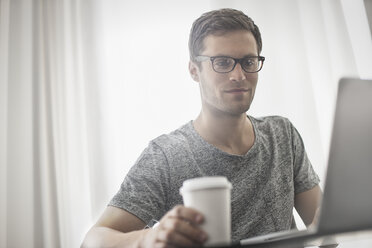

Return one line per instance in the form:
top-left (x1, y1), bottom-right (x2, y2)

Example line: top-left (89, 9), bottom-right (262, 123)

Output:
top-left (166, 205), bottom-right (204, 225)
top-left (162, 218), bottom-right (207, 244)
top-left (157, 227), bottom-right (202, 248)
top-left (154, 242), bottom-right (177, 248)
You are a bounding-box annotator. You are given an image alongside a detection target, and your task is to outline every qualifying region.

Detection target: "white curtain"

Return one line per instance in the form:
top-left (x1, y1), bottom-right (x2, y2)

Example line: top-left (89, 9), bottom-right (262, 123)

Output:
top-left (1, 0), bottom-right (371, 247)
top-left (0, 0), bottom-right (99, 247)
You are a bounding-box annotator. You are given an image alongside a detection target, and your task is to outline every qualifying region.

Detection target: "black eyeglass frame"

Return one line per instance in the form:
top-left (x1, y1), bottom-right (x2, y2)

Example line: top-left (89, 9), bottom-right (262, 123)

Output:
top-left (195, 55), bottom-right (265, 73)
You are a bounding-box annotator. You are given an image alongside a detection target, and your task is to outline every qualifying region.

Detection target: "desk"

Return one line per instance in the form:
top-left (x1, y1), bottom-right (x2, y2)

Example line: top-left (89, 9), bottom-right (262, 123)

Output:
top-left (213, 229), bottom-right (372, 248)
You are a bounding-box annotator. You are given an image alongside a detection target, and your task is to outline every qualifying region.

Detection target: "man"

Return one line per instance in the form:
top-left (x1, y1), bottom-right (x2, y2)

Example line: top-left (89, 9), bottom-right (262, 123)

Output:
top-left (82, 8), bottom-right (321, 248)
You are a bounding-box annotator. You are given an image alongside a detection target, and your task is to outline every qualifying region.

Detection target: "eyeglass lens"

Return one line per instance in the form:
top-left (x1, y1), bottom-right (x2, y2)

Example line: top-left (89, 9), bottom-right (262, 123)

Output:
top-left (212, 57), bottom-right (262, 73)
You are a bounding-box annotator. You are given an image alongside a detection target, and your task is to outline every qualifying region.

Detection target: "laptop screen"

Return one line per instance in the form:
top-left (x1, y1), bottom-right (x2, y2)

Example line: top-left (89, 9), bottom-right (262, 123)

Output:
top-left (317, 78), bottom-right (372, 234)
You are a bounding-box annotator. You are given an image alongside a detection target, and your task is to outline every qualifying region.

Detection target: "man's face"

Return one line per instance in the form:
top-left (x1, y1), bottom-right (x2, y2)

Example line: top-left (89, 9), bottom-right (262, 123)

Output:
top-left (190, 30), bottom-right (259, 117)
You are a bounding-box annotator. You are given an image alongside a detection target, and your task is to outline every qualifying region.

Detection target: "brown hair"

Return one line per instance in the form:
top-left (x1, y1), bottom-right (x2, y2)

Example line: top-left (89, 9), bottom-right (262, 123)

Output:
top-left (188, 8), bottom-right (262, 61)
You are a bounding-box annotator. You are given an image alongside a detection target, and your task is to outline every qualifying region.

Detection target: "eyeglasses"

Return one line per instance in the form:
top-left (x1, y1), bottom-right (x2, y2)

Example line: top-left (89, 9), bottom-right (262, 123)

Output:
top-left (195, 55), bottom-right (265, 73)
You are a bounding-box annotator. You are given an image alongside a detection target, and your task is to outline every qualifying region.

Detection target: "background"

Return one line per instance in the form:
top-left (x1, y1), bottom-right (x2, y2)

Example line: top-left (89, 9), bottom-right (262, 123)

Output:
top-left (1, 0), bottom-right (372, 247)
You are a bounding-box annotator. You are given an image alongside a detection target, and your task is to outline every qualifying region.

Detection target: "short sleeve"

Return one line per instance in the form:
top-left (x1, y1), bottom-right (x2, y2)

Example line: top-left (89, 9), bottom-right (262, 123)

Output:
top-left (290, 122), bottom-right (320, 194)
top-left (109, 141), bottom-right (170, 224)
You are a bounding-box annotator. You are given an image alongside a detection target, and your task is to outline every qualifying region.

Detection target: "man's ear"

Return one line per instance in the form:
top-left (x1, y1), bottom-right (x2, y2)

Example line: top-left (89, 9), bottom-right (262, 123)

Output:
top-left (189, 61), bottom-right (200, 82)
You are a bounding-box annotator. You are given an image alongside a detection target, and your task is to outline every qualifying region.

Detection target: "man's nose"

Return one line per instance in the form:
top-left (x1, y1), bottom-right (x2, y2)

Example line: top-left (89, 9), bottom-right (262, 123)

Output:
top-left (229, 63), bottom-right (246, 82)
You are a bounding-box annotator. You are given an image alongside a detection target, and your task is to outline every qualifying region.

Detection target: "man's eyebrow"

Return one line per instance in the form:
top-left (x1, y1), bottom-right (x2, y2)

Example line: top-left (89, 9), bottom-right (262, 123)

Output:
top-left (212, 53), bottom-right (259, 58)
top-left (209, 54), bottom-right (230, 57)
top-left (245, 53), bottom-right (259, 57)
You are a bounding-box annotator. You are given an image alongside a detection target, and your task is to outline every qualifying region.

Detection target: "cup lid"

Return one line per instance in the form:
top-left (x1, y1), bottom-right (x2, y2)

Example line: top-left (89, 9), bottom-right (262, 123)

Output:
top-left (179, 176), bottom-right (232, 195)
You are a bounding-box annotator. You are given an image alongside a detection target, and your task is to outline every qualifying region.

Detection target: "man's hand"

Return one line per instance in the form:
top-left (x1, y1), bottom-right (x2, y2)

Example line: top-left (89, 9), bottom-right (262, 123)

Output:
top-left (140, 205), bottom-right (208, 248)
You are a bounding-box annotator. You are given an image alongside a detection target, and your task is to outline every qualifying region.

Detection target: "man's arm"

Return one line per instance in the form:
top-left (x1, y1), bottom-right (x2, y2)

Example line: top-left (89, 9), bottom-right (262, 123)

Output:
top-left (81, 205), bottom-right (208, 248)
top-left (81, 206), bottom-right (146, 248)
top-left (294, 185), bottom-right (322, 227)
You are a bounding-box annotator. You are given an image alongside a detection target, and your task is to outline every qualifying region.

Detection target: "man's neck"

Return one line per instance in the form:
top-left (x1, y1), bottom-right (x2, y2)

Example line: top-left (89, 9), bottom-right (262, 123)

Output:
top-left (193, 110), bottom-right (255, 155)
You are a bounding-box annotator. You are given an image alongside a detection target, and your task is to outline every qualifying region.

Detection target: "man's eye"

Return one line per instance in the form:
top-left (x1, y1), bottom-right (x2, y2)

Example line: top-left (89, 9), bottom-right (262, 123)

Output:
top-left (243, 58), bottom-right (257, 67)
top-left (214, 58), bottom-right (233, 67)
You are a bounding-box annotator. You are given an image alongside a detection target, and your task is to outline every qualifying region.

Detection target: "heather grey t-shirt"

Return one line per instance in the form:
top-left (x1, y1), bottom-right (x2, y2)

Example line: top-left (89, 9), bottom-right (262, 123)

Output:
top-left (109, 116), bottom-right (320, 241)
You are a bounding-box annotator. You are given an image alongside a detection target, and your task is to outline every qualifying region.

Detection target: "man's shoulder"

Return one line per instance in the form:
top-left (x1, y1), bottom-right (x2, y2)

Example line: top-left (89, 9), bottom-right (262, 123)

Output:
top-left (150, 121), bottom-right (194, 150)
top-left (250, 115), bottom-right (297, 143)
top-left (251, 115), bottom-right (293, 129)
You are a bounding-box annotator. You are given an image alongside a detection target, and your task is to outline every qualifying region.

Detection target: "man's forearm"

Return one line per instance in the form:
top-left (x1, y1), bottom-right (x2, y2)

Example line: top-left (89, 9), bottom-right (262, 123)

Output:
top-left (81, 226), bottom-right (147, 248)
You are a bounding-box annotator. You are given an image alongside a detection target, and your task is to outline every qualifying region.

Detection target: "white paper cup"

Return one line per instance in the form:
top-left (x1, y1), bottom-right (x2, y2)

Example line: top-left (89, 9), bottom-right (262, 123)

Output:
top-left (179, 176), bottom-right (232, 246)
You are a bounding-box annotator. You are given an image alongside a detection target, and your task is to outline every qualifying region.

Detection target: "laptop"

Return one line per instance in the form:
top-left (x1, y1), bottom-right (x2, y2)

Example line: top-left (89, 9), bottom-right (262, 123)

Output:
top-left (239, 77), bottom-right (372, 246)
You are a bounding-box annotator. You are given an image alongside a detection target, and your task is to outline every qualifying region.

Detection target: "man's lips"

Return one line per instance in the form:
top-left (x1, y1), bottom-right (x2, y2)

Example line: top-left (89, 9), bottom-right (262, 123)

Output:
top-left (224, 88), bottom-right (250, 93)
